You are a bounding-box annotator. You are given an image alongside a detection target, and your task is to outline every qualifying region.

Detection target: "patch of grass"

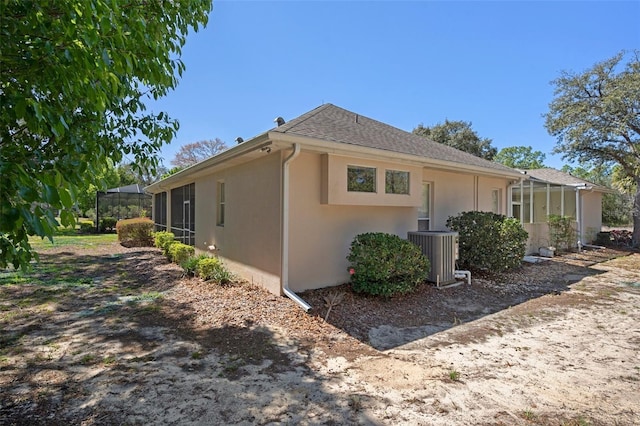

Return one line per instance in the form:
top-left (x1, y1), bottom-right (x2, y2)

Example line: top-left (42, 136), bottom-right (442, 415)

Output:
top-left (448, 369), bottom-right (460, 381)
top-left (29, 233), bottom-right (118, 250)
top-left (103, 355), bottom-right (116, 365)
top-left (348, 394), bottom-right (363, 411)
top-left (521, 408), bottom-right (536, 420)
top-left (79, 354), bottom-right (96, 365)
top-left (191, 351), bottom-right (203, 360)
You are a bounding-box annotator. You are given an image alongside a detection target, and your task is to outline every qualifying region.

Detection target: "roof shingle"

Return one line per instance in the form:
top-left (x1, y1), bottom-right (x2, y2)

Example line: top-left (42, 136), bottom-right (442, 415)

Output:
top-left (272, 104), bottom-right (518, 174)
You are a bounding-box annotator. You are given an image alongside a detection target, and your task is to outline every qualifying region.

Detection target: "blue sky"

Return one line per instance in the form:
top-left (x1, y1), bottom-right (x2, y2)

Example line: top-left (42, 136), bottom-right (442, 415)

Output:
top-left (146, 0), bottom-right (640, 169)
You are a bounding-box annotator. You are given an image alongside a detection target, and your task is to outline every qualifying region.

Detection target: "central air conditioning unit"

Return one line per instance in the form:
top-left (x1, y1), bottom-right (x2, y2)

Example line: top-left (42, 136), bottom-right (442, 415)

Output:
top-left (408, 231), bottom-right (458, 286)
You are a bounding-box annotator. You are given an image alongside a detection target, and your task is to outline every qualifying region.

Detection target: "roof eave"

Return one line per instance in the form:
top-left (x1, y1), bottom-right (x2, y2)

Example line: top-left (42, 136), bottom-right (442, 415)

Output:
top-left (269, 131), bottom-right (524, 179)
top-left (145, 133), bottom-right (272, 192)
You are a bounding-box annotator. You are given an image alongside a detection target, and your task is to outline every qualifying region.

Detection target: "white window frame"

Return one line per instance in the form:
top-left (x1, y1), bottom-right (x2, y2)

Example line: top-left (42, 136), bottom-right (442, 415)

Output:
top-left (418, 181), bottom-right (432, 231)
top-left (216, 181), bottom-right (225, 227)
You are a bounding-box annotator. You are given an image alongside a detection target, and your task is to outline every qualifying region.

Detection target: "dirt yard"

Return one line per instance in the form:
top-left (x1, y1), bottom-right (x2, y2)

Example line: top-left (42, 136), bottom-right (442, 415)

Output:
top-left (1, 241), bottom-right (639, 425)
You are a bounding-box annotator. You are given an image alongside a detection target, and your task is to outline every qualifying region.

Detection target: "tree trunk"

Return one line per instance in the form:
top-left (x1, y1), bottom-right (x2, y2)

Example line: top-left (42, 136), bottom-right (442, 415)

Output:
top-left (634, 177), bottom-right (640, 248)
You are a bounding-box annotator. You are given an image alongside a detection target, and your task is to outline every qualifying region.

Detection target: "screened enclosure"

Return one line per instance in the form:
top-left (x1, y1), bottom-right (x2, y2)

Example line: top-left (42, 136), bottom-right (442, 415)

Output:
top-left (96, 184), bottom-right (152, 231)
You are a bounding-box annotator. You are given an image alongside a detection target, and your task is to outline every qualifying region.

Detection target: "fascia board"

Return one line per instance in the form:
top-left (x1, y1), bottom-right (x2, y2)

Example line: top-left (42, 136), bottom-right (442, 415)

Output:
top-left (145, 133), bottom-right (272, 192)
top-left (269, 132), bottom-right (524, 180)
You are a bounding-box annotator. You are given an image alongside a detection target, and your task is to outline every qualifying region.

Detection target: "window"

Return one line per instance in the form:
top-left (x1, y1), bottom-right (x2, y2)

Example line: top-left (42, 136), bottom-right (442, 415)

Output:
top-left (385, 170), bottom-right (410, 194)
top-left (171, 183), bottom-right (195, 246)
top-left (418, 182), bottom-right (431, 231)
top-left (154, 192), bottom-right (167, 232)
top-left (347, 165), bottom-right (376, 192)
top-left (491, 189), bottom-right (501, 214)
top-left (217, 181), bottom-right (225, 226)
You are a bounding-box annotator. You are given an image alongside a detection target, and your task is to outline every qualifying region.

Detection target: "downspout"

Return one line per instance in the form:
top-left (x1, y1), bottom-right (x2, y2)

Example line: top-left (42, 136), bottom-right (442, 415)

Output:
top-left (281, 143), bottom-right (311, 312)
top-left (575, 186), bottom-right (582, 251)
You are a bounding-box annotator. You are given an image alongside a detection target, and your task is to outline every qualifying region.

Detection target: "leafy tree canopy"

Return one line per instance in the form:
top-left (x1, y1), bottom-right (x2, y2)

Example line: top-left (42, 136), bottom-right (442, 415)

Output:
top-left (544, 50), bottom-right (640, 244)
top-left (171, 138), bottom-right (228, 168)
top-left (494, 146), bottom-right (546, 169)
top-left (413, 120), bottom-right (497, 160)
top-left (562, 164), bottom-right (633, 226)
top-left (0, 0), bottom-right (213, 269)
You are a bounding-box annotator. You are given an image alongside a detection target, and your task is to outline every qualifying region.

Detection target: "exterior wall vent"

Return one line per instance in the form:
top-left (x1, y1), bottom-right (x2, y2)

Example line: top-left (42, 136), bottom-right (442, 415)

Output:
top-left (408, 231), bottom-right (458, 285)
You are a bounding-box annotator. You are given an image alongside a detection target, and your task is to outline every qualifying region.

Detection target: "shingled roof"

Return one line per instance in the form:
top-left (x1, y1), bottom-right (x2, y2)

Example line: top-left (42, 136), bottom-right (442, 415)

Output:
top-left (271, 104), bottom-right (518, 175)
top-left (524, 168), bottom-right (609, 190)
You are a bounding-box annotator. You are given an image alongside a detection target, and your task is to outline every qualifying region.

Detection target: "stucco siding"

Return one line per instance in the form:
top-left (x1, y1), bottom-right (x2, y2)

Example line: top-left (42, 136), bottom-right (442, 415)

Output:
top-left (422, 169), bottom-right (474, 230)
top-left (288, 152), bottom-right (416, 292)
top-left (195, 153), bottom-right (282, 294)
top-left (581, 191), bottom-right (602, 243)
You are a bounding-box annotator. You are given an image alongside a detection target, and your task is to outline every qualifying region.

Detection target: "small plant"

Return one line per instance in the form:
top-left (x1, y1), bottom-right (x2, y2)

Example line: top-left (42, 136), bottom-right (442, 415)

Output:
top-left (347, 232), bottom-right (430, 297)
top-left (448, 369), bottom-right (460, 381)
top-left (348, 394), bottom-right (363, 411)
top-left (447, 211), bottom-right (528, 272)
top-left (196, 257), bottom-right (233, 284)
top-left (323, 291), bottom-right (345, 322)
top-left (548, 215), bottom-right (577, 251)
top-left (522, 408), bottom-right (536, 421)
top-left (78, 220), bottom-right (95, 234)
top-left (80, 354), bottom-right (96, 365)
top-left (181, 254), bottom-right (210, 277)
top-left (99, 217), bottom-right (117, 233)
top-left (191, 351), bottom-right (203, 360)
top-left (153, 231), bottom-right (175, 255)
top-left (168, 243), bottom-right (195, 265)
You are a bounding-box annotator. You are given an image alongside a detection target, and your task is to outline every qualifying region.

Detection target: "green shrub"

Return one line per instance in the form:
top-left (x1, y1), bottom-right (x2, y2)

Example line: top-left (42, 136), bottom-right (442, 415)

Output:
top-left (346, 232), bottom-right (430, 297)
top-left (153, 231), bottom-right (175, 255)
top-left (446, 211), bottom-right (528, 272)
top-left (78, 220), bottom-right (94, 234)
top-left (99, 217), bottom-right (117, 232)
top-left (196, 257), bottom-right (233, 284)
top-left (548, 214), bottom-right (577, 251)
top-left (168, 243), bottom-right (195, 265)
top-left (181, 254), bottom-right (210, 277)
top-left (116, 218), bottom-right (154, 247)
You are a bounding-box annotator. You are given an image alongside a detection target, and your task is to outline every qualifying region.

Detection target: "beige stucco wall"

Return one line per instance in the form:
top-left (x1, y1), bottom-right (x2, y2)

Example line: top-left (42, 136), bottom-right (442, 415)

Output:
top-left (288, 152), bottom-right (417, 292)
top-left (581, 190), bottom-right (602, 244)
top-left (421, 169), bottom-right (509, 230)
top-left (194, 153), bottom-right (283, 294)
top-left (321, 154), bottom-right (422, 206)
top-left (287, 154), bottom-right (514, 292)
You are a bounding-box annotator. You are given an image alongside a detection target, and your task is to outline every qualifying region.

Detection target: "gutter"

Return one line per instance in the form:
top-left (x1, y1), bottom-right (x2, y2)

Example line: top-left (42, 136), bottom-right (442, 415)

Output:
top-left (270, 132), bottom-right (523, 180)
top-left (281, 143), bottom-right (311, 312)
top-left (145, 134), bottom-right (271, 192)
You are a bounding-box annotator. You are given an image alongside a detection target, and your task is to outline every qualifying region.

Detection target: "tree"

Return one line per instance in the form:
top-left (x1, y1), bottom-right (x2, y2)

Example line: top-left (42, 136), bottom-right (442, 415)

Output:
top-left (0, 1), bottom-right (212, 269)
top-left (413, 120), bottom-right (497, 160)
top-left (562, 165), bottom-right (633, 226)
top-left (171, 138), bottom-right (228, 168)
top-left (544, 51), bottom-right (640, 246)
top-left (494, 146), bottom-right (546, 169)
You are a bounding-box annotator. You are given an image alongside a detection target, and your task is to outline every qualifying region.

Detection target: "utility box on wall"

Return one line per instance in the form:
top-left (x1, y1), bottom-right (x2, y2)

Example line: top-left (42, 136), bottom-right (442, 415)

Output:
top-left (408, 231), bottom-right (459, 285)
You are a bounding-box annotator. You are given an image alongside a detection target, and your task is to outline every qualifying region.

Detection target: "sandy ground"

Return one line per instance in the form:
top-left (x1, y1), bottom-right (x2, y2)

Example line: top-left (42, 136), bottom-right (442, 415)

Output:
top-left (1, 246), bottom-right (639, 425)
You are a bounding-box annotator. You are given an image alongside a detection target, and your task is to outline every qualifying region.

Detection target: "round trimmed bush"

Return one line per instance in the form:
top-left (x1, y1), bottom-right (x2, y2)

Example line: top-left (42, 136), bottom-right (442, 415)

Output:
top-left (446, 211), bottom-right (528, 272)
top-left (346, 232), bottom-right (430, 297)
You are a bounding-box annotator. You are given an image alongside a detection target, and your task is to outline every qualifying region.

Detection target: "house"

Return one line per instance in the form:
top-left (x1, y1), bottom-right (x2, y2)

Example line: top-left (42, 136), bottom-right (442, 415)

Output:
top-left (145, 104), bottom-right (535, 307)
top-left (510, 168), bottom-right (610, 253)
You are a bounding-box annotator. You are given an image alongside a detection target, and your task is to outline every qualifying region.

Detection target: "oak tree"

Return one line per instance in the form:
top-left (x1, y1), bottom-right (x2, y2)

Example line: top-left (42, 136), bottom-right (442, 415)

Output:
top-left (413, 120), bottom-right (497, 160)
top-left (545, 51), bottom-right (640, 245)
top-left (494, 146), bottom-right (546, 169)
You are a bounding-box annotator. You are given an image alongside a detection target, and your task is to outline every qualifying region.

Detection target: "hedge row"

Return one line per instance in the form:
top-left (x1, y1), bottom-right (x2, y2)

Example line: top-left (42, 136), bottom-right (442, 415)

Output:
top-left (152, 231), bottom-right (233, 284)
